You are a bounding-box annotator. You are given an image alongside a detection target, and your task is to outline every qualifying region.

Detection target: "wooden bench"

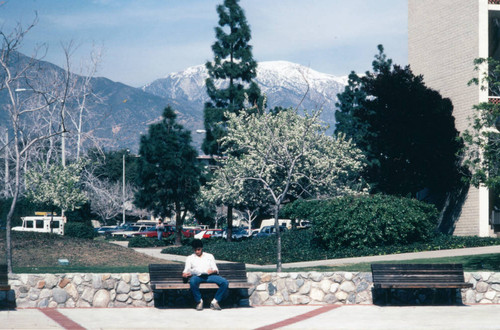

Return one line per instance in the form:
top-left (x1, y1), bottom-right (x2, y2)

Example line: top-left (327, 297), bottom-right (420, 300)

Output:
top-left (371, 263), bottom-right (472, 304)
top-left (149, 263), bottom-right (251, 306)
top-left (0, 264), bottom-right (10, 292)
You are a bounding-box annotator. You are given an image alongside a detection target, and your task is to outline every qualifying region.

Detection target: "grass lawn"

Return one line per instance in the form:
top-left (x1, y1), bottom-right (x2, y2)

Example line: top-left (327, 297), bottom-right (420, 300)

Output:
top-left (0, 231), bottom-right (175, 273)
top-left (2, 231), bottom-right (500, 273)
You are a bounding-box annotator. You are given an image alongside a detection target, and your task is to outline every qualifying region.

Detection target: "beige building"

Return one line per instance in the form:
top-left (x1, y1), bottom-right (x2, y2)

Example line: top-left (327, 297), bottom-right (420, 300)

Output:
top-left (408, 0), bottom-right (499, 236)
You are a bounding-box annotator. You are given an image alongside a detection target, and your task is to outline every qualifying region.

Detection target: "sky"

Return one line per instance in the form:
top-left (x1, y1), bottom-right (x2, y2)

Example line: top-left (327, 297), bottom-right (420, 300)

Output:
top-left (1, 0), bottom-right (408, 87)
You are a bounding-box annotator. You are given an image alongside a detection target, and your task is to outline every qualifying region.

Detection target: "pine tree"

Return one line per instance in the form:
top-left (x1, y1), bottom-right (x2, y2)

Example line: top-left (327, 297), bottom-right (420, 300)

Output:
top-left (202, 0), bottom-right (262, 156)
top-left (135, 107), bottom-right (201, 245)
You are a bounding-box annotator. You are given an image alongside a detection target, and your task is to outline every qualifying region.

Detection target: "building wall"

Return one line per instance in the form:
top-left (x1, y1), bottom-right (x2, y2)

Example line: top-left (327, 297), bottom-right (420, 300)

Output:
top-left (408, 0), bottom-right (490, 236)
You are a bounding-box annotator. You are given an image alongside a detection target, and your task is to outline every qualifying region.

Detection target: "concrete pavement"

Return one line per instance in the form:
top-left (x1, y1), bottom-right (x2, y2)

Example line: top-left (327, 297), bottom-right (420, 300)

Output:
top-left (2, 304), bottom-right (500, 329)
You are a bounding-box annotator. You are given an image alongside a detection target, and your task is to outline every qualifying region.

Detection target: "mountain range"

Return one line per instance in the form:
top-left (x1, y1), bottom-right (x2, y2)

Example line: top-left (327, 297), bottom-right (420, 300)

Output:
top-left (142, 61), bottom-right (347, 138)
top-left (1, 54), bottom-right (347, 153)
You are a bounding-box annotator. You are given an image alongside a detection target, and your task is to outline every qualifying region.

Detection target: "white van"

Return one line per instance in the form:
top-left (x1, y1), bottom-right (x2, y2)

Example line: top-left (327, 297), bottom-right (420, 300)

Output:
top-left (258, 218), bottom-right (311, 231)
top-left (12, 215), bottom-right (66, 235)
top-left (259, 219), bottom-right (292, 231)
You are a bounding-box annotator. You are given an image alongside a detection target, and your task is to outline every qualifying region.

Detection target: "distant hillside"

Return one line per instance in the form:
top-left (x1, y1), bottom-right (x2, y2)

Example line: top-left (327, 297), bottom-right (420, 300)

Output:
top-left (0, 52), bottom-right (201, 153)
top-left (1, 54), bottom-right (347, 154)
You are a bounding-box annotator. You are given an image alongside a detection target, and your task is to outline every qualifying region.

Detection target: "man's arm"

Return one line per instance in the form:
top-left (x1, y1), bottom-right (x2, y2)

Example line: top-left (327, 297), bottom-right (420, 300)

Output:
top-left (208, 254), bottom-right (219, 274)
top-left (182, 256), bottom-right (192, 278)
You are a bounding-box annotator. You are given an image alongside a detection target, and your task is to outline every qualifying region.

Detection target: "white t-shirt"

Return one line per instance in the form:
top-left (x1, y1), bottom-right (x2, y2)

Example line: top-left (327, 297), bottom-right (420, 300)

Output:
top-left (183, 252), bottom-right (219, 276)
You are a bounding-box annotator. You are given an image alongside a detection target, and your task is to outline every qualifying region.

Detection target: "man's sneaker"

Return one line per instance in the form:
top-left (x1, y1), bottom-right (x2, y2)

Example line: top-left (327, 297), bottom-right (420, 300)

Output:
top-left (210, 301), bottom-right (221, 310)
top-left (196, 300), bottom-right (203, 311)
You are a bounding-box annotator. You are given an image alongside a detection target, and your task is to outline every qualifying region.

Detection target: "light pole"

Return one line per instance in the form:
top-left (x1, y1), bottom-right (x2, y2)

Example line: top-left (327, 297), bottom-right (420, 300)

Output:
top-left (122, 150), bottom-right (140, 225)
top-left (122, 149), bottom-right (128, 225)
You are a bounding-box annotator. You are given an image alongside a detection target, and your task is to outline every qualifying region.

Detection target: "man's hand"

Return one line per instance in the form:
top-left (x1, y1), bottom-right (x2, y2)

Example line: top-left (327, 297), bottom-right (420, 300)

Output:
top-left (207, 269), bottom-right (217, 275)
top-left (182, 272), bottom-right (191, 278)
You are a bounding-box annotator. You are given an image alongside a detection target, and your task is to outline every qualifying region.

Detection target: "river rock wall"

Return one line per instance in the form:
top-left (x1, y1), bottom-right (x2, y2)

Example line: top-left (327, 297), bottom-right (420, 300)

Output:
top-left (2, 271), bottom-right (499, 308)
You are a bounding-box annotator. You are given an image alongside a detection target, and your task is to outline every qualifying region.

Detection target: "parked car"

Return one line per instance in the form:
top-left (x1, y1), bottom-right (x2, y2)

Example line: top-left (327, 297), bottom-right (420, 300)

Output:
top-left (138, 225), bottom-right (175, 238)
top-left (254, 225), bottom-right (287, 238)
top-left (185, 228), bottom-right (203, 236)
top-left (96, 225), bottom-right (120, 236)
top-left (194, 229), bottom-right (223, 239)
top-left (222, 228), bottom-right (248, 240)
top-left (101, 223), bottom-right (134, 237)
top-left (111, 224), bottom-right (153, 238)
top-left (139, 226), bottom-right (194, 239)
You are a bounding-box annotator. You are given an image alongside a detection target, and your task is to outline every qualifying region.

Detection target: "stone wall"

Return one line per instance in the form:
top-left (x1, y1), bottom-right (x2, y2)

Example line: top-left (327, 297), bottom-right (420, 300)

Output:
top-left (247, 272), bottom-right (372, 305)
top-left (5, 273), bottom-right (153, 308)
top-left (2, 271), bottom-right (500, 308)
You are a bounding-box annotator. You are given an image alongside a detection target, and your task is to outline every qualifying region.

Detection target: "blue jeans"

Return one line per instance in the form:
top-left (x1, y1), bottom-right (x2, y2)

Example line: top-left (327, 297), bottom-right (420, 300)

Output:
top-left (157, 231), bottom-right (162, 240)
top-left (189, 274), bottom-right (228, 303)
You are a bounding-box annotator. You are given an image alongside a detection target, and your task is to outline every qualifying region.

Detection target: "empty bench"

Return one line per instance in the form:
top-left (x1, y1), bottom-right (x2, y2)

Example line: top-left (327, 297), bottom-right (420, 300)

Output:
top-left (149, 263), bottom-right (251, 306)
top-left (371, 263), bottom-right (472, 304)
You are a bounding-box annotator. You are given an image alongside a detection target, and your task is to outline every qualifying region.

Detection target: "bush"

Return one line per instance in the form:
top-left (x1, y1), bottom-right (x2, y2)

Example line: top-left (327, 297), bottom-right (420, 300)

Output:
top-left (128, 236), bottom-right (171, 248)
top-left (64, 222), bottom-right (96, 239)
top-left (286, 194), bottom-right (439, 250)
top-left (163, 229), bottom-right (500, 265)
top-left (164, 229), bottom-right (328, 265)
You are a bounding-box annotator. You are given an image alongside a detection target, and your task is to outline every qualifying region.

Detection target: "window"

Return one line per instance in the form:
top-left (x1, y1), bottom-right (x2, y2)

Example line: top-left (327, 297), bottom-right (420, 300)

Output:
top-left (25, 220), bottom-right (33, 228)
top-left (36, 220), bottom-right (44, 228)
top-left (51, 221), bottom-right (60, 229)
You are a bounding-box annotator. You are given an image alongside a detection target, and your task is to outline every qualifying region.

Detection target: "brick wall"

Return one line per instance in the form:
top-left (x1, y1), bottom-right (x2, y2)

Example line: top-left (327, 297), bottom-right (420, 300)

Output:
top-left (408, 0), bottom-right (483, 236)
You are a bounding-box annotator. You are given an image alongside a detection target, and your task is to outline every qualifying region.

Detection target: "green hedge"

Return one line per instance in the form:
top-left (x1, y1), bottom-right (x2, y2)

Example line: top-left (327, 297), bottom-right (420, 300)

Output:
top-left (64, 222), bottom-right (96, 239)
top-left (284, 194), bottom-right (439, 250)
top-left (164, 229), bottom-right (500, 265)
top-left (128, 236), bottom-right (174, 248)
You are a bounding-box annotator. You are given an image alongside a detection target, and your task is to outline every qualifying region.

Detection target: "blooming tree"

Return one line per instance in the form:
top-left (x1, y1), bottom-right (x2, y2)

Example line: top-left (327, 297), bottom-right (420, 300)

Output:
top-left (217, 109), bottom-right (366, 271)
top-left (25, 161), bottom-right (88, 230)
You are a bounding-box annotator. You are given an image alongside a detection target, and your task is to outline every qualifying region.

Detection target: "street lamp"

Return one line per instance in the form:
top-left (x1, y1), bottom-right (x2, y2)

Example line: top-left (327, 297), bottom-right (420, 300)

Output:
top-left (122, 149), bottom-right (129, 225)
top-left (122, 150), bottom-right (140, 225)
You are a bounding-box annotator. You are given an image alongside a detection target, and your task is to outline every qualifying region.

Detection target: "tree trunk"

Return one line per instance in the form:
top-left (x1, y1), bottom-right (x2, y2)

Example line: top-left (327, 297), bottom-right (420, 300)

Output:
top-left (274, 204), bottom-right (282, 272)
top-left (5, 142), bottom-right (21, 274)
top-left (226, 205), bottom-right (233, 242)
top-left (175, 202), bottom-right (182, 246)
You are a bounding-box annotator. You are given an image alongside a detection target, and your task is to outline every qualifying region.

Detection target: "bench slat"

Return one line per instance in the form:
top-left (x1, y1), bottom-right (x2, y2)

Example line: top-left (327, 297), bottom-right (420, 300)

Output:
top-left (149, 263), bottom-right (251, 290)
top-left (154, 283), bottom-right (252, 289)
top-left (375, 283), bottom-right (473, 289)
top-left (371, 263), bottom-right (471, 289)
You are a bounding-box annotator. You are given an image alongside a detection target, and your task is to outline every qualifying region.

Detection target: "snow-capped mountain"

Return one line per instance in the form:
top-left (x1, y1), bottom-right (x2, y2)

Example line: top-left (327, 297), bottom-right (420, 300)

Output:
top-left (142, 61), bottom-right (347, 131)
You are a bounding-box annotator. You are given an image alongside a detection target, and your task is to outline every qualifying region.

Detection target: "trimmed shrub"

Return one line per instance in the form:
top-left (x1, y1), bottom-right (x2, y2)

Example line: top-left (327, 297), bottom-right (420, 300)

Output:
top-left (286, 194), bottom-right (439, 250)
top-left (162, 228), bottom-right (500, 265)
top-left (128, 236), bottom-right (170, 248)
top-left (64, 222), bottom-right (97, 239)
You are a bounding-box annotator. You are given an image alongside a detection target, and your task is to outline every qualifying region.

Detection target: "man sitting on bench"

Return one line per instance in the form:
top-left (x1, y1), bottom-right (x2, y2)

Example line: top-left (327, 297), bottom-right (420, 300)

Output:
top-left (182, 239), bottom-right (228, 311)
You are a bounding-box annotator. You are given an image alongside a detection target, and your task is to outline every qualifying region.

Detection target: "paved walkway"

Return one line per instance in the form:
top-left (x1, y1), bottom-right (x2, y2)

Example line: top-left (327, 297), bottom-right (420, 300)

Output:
top-left (116, 241), bottom-right (500, 270)
top-left (2, 304), bottom-right (499, 329)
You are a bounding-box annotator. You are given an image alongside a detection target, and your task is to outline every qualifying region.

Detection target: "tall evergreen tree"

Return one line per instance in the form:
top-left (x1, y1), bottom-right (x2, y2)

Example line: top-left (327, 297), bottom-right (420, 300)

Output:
top-left (134, 106), bottom-right (201, 245)
top-left (202, 0), bottom-right (262, 241)
top-left (202, 0), bottom-right (262, 156)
